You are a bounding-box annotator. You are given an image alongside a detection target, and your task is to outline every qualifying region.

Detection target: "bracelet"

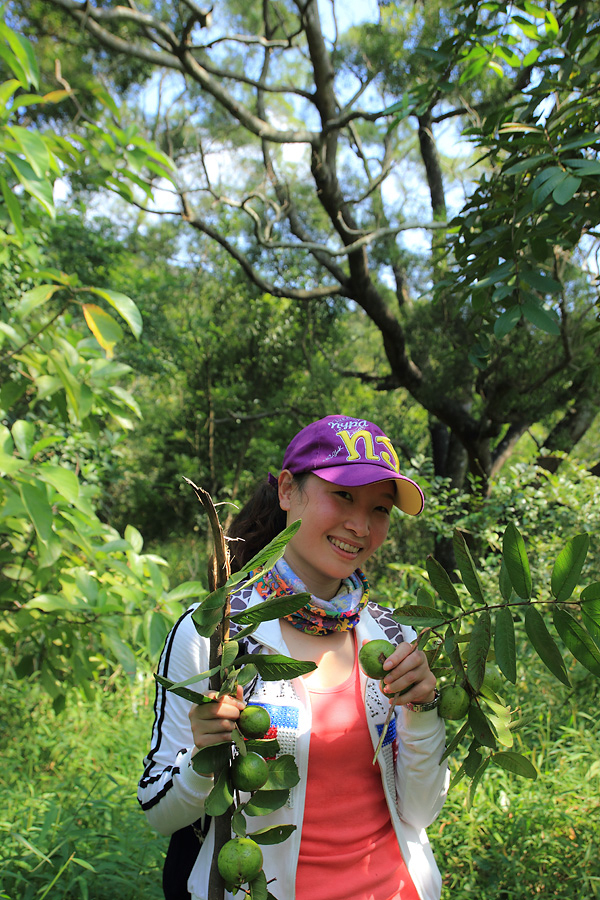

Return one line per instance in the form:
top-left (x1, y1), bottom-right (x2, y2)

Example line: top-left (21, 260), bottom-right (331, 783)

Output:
top-left (404, 688), bottom-right (440, 713)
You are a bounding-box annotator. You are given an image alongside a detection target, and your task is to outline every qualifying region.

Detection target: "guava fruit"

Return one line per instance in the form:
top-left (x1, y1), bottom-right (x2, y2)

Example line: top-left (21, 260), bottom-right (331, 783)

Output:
top-left (231, 751), bottom-right (269, 792)
top-left (217, 837), bottom-right (263, 886)
top-left (438, 684), bottom-right (470, 720)
top-left (358, 639), bottom-right (395, 679)
top-left (238, 705), bottom-right (271, 739)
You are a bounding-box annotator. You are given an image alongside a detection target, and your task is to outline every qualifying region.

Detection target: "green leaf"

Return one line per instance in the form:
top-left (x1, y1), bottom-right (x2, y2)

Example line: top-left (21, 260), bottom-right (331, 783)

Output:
top-left (192, 589), bottom-right (229, 637)
top-left (468, 705), bottom-right (497, 749)
top-left (553, 608), bottom-right (600, 677)
top-left (221, 640), bottom-right (239, 671)
top-left (493, 306), bottom-right (521, 339)
top-left (244, 738), bottom-right (280, 757)
top-left (205, 766), bottom-right (234, 816)
top-left (425, 555), bottom-right (462, 608)
top-left (155, 673), bottom-right (218, 704)
top-left (467, 756), bottom-right (489, 811)
top-left (581, 591), bottom-right (600, 647)
top-left (499, 560), bottom-right (514, 603)
top-left (250, 824), bottom-right (296, 845)
top-left (502, 523), bottom-right (531, 599)
top-left (86, 288), bottom-right (143, 339)
top-left (148, 612), bottom-right (170, 659)
top-left (261, 755), bottom-right (300, 791)
top-left (440, 720), bottom-right (470, 762)
top-left (37, 465), bottom-right (79, 503)
top-left (522, 301), bottom-right (560, 335)
top-left (125, 523), bottom-right (144, 552)
top-left (467, 611), bottom-right (491, 692)
top-left (492, 751), bottom-right (537, 779)
top-left (453, 531), bottom-right (485, 604)
top-left (192, 742), bottom-right (231, 776)
top-left (244, 789), bottom-right (289, 817)
top-left (231, 808), bottom-right (247, 837)
top-left (17, 284), bottom-right (63, 318)
top-left (552, 173), bottom-right (581, 205)
top-left (11, 419), bottom-right (35, 460)
top-left (82, 304), bottom-right (123, 358)
top-left (445, 624), bottom-right (466, 681)
top-left (551, 534), bottom-right (589, 602)
top-left (237, 663), bottom-right (259, 686)
top-left (524, 606), bottom-right (570, 686)
top-left (229, 592), bottom-right (311, 625)
top-left (494, 606), bottom-right (517, 683)
top-left (249, 869), bottom-right (268, 900)
top-left (392, 605), bottom-right (447, 628)
top-left (103, 631), bottom-right (136, 677)
top-left (234, 654), bottom-right (316, 681)
top-left (6, 125), bottom-right (51, 177)
top-left (166, 581), bottom-right (207, 603)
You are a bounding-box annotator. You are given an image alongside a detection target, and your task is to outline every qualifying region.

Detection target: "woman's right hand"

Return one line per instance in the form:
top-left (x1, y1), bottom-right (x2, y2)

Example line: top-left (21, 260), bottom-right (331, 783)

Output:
top-left (189, 685), bottom-right (245, 756)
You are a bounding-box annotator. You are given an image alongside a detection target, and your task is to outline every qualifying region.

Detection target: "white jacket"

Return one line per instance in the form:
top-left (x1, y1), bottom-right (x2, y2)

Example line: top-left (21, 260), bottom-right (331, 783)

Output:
top-left (138, 581), bottom-right (449, 900)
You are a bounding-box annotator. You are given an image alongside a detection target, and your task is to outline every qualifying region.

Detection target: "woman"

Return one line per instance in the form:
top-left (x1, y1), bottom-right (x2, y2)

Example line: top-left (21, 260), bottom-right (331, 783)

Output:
top-left (138, 414), bottom-right (448, 900)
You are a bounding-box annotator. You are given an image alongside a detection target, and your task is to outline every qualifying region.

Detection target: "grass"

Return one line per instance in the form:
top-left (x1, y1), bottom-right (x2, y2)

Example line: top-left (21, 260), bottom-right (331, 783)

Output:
top-left (1, 663), bottom-right (599, 899)
top-left (0, 674), bottom-right (167, 900)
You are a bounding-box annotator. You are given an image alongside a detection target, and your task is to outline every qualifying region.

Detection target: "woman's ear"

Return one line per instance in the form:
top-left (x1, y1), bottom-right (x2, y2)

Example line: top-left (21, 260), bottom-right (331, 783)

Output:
top-left (278, 469), bottom-right (294, 511)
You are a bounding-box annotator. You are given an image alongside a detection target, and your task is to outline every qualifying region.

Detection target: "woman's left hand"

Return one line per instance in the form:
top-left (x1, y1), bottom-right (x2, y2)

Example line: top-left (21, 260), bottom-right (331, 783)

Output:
top-left (380, 640), bottom-right (437, 705)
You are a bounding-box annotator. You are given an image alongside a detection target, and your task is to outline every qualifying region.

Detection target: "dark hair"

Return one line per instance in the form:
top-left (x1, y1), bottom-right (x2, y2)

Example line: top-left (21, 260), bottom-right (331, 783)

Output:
top-left (227, 474), bottom-right (307, 573)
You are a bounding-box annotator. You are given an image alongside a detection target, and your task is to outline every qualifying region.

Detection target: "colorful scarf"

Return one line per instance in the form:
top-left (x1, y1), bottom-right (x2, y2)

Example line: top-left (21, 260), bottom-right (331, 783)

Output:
top-left (253, 557), bottom-right (369, 636)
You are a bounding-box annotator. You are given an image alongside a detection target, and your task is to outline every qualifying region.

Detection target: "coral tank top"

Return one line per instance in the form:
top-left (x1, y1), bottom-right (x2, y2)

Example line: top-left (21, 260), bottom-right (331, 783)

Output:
top-left (295, 646), bottom-right (420, 900)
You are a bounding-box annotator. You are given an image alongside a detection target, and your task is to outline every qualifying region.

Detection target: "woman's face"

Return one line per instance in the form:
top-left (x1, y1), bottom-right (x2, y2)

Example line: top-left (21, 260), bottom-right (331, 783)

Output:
top-left (278, 472), bottom-right (394, 600)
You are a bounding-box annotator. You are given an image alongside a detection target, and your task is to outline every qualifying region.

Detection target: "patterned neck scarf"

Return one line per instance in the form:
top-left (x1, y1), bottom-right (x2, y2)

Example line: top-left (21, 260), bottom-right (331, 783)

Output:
top-left (253, 557), bottom-right (369, 636)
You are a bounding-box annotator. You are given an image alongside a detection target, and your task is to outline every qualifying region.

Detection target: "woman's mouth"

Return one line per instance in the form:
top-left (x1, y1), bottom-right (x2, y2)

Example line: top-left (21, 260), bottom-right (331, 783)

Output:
top-left (328, 536), bottom-right (360, 556)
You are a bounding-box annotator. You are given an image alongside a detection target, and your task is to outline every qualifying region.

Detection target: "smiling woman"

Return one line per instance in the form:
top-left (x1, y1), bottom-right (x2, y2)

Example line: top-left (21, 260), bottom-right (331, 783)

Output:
top-left (139, 414), bottom-right (447, 900)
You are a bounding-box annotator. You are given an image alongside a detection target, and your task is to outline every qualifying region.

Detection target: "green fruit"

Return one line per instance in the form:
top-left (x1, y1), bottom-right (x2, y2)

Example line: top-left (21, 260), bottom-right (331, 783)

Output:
top-left (238, 705), bottom-right (271, 739)
top-left (217, 837), bottom-right (263, 886)
top-left (438, 684), bottom-right (470, 720)
top-left (358, 639), bottom-right (395, 679)
top-left (231, 752), bottom-right (269, 792)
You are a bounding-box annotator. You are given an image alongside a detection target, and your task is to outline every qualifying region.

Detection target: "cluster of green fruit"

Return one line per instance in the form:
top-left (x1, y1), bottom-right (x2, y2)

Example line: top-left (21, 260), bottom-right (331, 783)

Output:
top-left (216, 706), bottom-right (270, 889)
top-left (358, 638), bottom-right (501, 722)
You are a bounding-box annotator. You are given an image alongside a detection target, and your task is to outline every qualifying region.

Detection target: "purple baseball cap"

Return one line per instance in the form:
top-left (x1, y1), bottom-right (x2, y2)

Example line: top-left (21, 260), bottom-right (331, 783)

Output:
top-left (281, 415), bottom-right (424, 515)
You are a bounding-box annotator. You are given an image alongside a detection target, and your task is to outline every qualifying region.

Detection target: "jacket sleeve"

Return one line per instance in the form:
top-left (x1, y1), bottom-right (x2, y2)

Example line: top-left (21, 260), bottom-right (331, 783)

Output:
top-left (394, 705), bottom-right (449, 831)
top-left (137, 607), bottom-right (215, 836)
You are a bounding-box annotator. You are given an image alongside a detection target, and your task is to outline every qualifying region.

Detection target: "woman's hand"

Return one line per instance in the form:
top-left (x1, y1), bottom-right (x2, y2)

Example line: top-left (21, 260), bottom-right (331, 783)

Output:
top-left (380, 641), bottom-right (437, 705)
top-left (189, 685), bottom-right (245, 756)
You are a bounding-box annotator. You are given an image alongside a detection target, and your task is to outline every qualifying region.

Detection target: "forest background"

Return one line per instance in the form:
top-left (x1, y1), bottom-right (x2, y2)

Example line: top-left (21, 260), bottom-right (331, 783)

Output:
top-left (1, 0), bottom-right (599, 897)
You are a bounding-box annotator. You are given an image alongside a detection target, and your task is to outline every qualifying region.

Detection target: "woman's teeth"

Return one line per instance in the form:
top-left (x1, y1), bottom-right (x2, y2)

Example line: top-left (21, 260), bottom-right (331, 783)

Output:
top-left (329, 537), bottom-right (358, 554)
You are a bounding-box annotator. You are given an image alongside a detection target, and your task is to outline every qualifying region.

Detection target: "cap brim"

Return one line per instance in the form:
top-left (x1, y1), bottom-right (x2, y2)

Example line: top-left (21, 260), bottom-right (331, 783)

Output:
top-left (313, 465), bottom-right (424, 516)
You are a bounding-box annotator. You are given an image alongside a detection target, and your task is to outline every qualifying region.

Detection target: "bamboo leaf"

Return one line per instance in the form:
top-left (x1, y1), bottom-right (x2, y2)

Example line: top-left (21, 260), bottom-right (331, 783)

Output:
top-left (553, 608), bottom-right (600, 677)
top-left (467, 611), bottom-right (491, 692)
top-left (425, 555), bottom-right (462, 608)
top-left (551, 534), bottom-right (589, 602)
top-left (502, 523), bottom-right (531, 599)
top-left (494, 606), bottom-right (517, 683)
top-left (492, 751), bottom-right (537, 779)
top-left (453, 531), bottom-right (485, 604)
top-left (524, 607), bottom-right (570, 686)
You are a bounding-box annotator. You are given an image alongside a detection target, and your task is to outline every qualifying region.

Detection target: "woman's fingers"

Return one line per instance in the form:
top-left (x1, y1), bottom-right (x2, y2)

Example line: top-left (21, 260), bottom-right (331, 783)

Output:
top-left (381, 642), bottom-right (437, 704)
top-left (189, 688), bottom-right (246, 749)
